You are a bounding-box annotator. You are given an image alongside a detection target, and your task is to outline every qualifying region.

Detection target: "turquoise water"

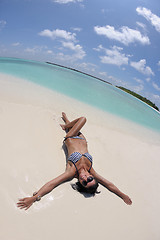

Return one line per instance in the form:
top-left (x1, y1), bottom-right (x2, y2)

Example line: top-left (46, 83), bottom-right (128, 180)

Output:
top-left (0, 57), bottom-right (160, 132)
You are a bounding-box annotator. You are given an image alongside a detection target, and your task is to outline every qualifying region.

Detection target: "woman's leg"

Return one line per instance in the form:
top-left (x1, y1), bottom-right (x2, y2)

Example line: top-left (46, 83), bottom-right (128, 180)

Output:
top-left (65, 117), bottom-right (86, 137)
top-left (60, 112), bottom-right (86, 137)
top-left (61, 112), bottom-right (71, 132)
top-left (62, 112), bottom-right (70, 125)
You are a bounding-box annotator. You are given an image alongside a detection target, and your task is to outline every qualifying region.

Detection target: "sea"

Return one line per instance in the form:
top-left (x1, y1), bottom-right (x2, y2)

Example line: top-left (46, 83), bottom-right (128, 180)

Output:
top-left (0, 57), bottom-right (160, 132)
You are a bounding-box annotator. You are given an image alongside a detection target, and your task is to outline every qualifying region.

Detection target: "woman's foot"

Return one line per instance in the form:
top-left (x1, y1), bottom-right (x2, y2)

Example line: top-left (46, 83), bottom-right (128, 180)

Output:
top-left (61, 112), bottom-right (69, 124)
top-left (60, 124), bottom-right (66, 130)
top-left (61, 112), bottom-right (71, 132)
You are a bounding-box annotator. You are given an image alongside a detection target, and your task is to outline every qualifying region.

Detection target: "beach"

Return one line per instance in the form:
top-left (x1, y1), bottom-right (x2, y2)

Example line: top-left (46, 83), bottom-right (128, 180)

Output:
top-left (0, 72), bottom-right (160, 240)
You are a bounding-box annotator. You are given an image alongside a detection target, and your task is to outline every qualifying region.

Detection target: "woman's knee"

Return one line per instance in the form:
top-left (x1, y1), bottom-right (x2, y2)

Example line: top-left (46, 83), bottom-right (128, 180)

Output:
top-left (80, 117), bottom-right (87, 124)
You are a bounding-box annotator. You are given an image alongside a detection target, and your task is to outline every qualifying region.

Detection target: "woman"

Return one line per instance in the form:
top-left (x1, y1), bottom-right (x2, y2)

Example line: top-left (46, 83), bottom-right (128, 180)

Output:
top-left (17, 112), bottom-right (132, 210)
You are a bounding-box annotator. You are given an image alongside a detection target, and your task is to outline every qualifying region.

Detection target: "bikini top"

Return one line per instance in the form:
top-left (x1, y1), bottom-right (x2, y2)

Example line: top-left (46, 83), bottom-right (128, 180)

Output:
top-left (67, 152), bottom-right (93, 173)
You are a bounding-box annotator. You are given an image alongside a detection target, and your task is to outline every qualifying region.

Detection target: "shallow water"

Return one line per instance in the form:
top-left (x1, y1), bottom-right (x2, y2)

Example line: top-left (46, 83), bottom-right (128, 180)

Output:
top-left (0, 57), bottom-right (160, 132)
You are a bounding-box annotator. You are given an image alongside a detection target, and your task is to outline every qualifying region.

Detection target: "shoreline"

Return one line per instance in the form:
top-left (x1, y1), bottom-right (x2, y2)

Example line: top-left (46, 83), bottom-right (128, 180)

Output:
top-left (0, 72), bottom-right (159, 144)
top-left (1, 57), bottom-right (160, 113)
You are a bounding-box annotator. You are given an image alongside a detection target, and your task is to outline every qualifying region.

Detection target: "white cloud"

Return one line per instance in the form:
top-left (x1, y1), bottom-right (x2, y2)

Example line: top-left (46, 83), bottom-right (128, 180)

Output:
top-left (71, 27), bottom-right (82, 32)
top-left (52, 0), bottom-right (83, 4)
top-left (132, 84), bottom-right (144, 93)
top-left (153, 94), bottom-right (160, 102)
top-left (130, 59), bottom-right (154, 76)
top-left (62, 41), bottom-right (79, 50)
top-left (146, 77), bottom-right (150, 82)
top-left (47, 50), bottom-right (53, 54)
top-left (53, 52), bottom-right (80, 63)
top-left (101, 9), bottom-right (112, 14)
top-left (99, 72), bottom-right (107, 77)
top-left (0, 20), bottom-right (6, 31)
top-left (130, 78), bottom-right (144, 93)
top-left (24, 45), bottom-right (84, 62)
top-left (77, 62), bottom-right (97, 73)
top-left (107, 75), bottom-right (129, 87)
top-left (136, 22), bottom-right (147, 31)
top-left (39, 29), bottom-right (76, 42)
top-left (24, 46), bottom-right (47, 54)
top-left (152, 82), bottom-right (160, 91)
top-left (93, 45), bottom-right (103, 52)
top-left (61, 41), bottom-right (86, 59)
top-left (136, 7), bottom-right (160, 32)
top-left (157, 61), bottom-right (160, 66)
top-left (136, 21), bottom-right (145, 29)
top-left (95, 45), bottom-right (129, 66)
top-left (25, 47), bottom-right (40, 54)
top-left (12, 42), bottom-right (21, 46)
top-left (111, 77), bottom-right (144, 94)
top-left (134, 77), bottom-right (144, 84)
top-left (39, 28), bottom-right (85, 61)
top-left (94, 25), bottom-right (150, 45)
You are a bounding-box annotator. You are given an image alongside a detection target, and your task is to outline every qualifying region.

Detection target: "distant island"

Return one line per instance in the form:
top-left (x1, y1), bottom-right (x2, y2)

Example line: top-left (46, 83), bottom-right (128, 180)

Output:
top-left (46, 62), bottom-right (112, 85)
top-left (116, 86), bottom-right (159, 111)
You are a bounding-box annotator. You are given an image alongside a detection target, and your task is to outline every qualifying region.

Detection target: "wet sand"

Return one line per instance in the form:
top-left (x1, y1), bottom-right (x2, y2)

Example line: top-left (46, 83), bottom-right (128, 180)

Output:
top-left (0, 73), bottom-right (160, 240)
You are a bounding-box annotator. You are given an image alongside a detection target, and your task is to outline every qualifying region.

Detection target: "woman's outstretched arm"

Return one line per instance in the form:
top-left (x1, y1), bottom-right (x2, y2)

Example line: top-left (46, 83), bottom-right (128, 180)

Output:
top-left (17, 171), bottom-right (74, 210)
top-left (91, 169), bottom-right (132, 205)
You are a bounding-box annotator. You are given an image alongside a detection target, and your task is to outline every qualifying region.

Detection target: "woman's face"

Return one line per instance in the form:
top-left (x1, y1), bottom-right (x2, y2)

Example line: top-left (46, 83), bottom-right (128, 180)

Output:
top-left (79, 174), bottom-right (96, 188)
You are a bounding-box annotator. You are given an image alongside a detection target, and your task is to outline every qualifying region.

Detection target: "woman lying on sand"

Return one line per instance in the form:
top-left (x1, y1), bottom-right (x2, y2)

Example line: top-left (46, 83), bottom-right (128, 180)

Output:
top-left (17, 112), bottom-right (132, 210)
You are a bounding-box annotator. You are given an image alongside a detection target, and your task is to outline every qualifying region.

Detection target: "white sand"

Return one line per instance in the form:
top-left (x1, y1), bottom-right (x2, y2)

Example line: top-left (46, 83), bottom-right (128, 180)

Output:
top-left (0, 73), bottom-right (160, 240)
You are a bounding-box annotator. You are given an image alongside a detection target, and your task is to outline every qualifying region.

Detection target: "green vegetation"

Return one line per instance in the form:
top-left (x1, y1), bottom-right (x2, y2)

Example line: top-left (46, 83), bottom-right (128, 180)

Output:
top-left (116, 86), bottom-right (159, 111)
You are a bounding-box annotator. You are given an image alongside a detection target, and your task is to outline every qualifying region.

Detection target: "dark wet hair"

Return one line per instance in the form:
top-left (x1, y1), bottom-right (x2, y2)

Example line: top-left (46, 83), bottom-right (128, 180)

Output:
top-left (72, 179), bottom-right (99, 196)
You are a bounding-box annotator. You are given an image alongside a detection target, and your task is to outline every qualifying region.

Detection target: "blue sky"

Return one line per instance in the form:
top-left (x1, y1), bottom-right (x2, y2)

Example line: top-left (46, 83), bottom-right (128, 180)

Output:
top-left (0, 0), bottom-right (160, 108)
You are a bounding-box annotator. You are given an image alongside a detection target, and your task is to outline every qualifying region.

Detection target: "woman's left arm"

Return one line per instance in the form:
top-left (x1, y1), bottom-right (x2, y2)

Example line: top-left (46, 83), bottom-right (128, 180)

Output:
top-left (17, 171), bottom-right (74, 210)
top-left (91, 169), bottom-right (132, 205)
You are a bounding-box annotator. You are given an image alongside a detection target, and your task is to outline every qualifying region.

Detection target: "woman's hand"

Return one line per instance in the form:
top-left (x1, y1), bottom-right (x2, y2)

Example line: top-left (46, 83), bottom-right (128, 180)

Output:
top-left (122, 195), bottom-right (132, 205)
top-left (17, 196), bottom-right (35, 210)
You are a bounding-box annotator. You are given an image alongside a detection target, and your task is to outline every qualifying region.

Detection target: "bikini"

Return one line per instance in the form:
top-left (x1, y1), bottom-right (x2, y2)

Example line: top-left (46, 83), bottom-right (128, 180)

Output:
top-left (64, 136), bottom-right (93, 173)
top-left (64, 136), bottom-right (85, 141)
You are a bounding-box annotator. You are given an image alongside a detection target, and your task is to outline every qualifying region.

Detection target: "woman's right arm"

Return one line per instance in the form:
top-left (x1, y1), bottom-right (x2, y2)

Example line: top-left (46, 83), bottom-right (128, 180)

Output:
top-left (17, 171), bottom-right (73, 210)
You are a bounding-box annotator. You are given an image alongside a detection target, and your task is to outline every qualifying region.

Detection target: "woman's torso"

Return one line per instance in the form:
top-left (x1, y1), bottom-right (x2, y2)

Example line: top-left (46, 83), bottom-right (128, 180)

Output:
top-left (64, 133), bottom-right (88, 155)
top-left (64, 133), bottom-right (92, 176)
